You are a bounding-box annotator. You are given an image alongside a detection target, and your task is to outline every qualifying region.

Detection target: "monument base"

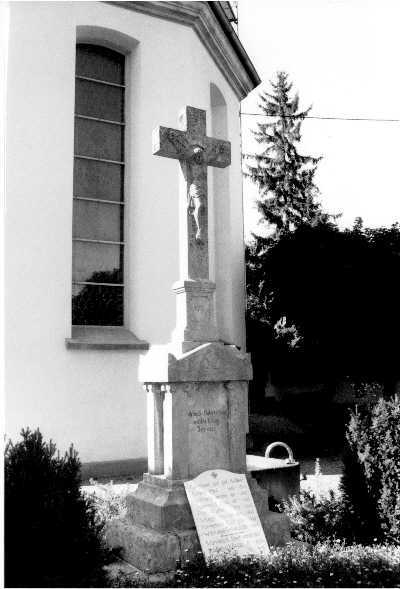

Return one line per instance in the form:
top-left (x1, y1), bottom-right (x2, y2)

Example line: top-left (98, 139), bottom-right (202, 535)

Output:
top-left (126, 474), bottom-right (195, 531)
top-left (105, 476), bottom-right (291, 575)
top-left (105, 520), bottom-right (201, 575)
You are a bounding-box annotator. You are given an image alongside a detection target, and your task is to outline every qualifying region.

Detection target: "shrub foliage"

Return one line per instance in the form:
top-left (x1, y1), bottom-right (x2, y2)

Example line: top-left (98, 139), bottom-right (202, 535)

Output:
top-left (4, 428), bottom-right (118, 588)
top-left (84, 478), bottom-right (132, 525)
top-left (281, 489), bottom-right (356, 545)
top-left (341, 396), bottom-right (400, 544)
top-left (281, 398), bottom-right (400, 547)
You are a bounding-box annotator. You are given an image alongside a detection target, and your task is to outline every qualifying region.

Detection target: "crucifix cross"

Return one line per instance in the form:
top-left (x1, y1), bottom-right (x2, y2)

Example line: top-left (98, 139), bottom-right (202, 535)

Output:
top-left (153, 106), bottom-right (231, 281)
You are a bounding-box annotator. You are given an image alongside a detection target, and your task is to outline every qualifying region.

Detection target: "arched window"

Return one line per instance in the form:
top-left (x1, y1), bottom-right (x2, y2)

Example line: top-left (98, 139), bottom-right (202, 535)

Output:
top-left (72, 44), bottom-right (125, 326)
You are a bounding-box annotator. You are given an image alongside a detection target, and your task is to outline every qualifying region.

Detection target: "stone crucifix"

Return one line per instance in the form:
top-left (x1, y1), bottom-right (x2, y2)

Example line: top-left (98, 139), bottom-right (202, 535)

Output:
top-left (153, 106), bottom-right (231, 281)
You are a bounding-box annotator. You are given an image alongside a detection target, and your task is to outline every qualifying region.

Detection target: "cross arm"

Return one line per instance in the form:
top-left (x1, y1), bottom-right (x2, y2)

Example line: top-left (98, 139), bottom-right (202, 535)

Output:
top-left (205, 137), bottom-right (231, 169)
top-left (153, 126), bottom-right (189, 160)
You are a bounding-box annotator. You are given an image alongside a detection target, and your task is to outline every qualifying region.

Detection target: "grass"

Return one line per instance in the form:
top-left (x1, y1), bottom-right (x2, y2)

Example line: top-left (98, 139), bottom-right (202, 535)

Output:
top-left (108, 543), bottom-right (400, 588)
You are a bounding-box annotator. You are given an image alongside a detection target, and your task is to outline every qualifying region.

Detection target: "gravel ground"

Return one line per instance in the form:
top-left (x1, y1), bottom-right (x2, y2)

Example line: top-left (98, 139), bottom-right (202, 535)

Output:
top-left (81, 455), bottom-right (344, 498)
top-left (81, 474), bottom-right (143, 486)
top-left (300, 474), bottom-right (342, 497)
top-left (298, 455), bottom-right (343, 476)
top-left (299, 455), bottom-right (343, 497)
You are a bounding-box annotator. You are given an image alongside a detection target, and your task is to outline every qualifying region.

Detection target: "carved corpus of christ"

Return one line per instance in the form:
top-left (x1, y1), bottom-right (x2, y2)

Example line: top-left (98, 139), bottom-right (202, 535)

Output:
top-left (187, 145), bottom-right (206, 240)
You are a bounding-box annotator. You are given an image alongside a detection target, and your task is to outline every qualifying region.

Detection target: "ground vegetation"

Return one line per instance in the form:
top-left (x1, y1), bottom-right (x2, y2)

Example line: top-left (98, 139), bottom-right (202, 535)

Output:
top-left (4, 428), bottom-right (119, 588)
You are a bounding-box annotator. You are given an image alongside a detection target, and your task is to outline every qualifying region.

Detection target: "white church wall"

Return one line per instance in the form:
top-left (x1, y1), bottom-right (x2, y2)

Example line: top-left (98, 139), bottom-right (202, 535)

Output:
top-left (5, 1), bottom-right (248, 466)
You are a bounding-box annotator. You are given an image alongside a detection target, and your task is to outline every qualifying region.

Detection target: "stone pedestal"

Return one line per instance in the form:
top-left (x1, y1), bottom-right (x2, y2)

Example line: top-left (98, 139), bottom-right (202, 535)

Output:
top-left (107, 476), bottom-right (290, 575)
top-left (138, 342), bottom-right (252, 479)
top-left (106, 475), bottom-right (290, 574)
top-left (106, 343), bottom-right (291, 574)
top-left (172, 280), bottom-right (219, 351)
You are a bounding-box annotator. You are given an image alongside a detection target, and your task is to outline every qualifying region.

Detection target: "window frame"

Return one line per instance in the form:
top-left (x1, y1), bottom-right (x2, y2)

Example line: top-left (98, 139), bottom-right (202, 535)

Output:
top-left (67, 41), bottom-right (148, 350)
top-left (72, 43), bottom-right (125, 328)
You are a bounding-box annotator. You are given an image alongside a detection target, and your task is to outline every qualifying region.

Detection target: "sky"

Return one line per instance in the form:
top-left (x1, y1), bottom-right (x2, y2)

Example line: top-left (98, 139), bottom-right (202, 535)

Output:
top-left (236, 1), bottom-right (400, 239)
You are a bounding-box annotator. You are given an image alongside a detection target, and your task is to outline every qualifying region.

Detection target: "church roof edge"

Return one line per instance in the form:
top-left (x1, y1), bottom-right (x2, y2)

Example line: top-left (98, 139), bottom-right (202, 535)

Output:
top-left (103, 1), bottom-right (261, 100)
top-left (208, 2), bottom-right (260, 90)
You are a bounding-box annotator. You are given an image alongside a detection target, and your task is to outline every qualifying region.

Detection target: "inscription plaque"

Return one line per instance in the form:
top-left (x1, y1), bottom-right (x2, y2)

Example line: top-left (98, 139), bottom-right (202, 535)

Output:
top-left (187, 383), bottom-right (229, 477)
top-left (188, 407), bottom-right (227, 435)
top-left (184, 469), bottom-right (269, 561)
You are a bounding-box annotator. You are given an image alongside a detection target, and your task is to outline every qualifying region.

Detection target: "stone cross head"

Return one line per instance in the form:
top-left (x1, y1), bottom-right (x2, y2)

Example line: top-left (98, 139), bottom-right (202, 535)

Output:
top-left (153, 106), bottom-right (231, 280)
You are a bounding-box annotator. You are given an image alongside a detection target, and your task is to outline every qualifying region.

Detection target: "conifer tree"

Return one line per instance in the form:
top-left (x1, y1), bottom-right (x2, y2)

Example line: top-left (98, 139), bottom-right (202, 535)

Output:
top-left (245, 72), bottom-right (330, 239)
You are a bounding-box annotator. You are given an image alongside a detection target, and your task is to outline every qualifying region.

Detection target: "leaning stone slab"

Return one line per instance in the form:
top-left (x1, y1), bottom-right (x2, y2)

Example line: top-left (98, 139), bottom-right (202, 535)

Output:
top-left (184, 469), bottom-right (270, 560)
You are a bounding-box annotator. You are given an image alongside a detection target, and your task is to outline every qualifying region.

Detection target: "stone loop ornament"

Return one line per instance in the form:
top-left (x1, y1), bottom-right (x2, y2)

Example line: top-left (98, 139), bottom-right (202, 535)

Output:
top-left (265, 441), bottom-right (296, 464)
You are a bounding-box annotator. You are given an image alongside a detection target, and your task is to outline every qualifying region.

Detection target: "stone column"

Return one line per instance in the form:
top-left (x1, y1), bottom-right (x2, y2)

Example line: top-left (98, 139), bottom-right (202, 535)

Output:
top-left (146, 384), bottom-right (164, 475)
top-left (163, 384), bottom-right (189, 480)
top-left (227, 381), bottom-right (247, 474)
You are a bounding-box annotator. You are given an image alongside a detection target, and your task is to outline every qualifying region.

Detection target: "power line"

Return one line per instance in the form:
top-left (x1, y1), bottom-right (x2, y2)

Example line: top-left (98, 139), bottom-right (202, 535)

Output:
top-left (241, 112), bottom-right (399, 122)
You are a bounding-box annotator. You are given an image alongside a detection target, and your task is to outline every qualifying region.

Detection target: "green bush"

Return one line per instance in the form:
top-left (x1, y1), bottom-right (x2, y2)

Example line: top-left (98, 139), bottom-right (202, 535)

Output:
top-left (281, 399), bottom-right (400, 547)
top-left (4, 428), bottom-right (119, 588)
top-left (281, 489), bottom-right (357, 545)
top-left (109, 543), bottom-right (400, 588)
top-left (340, 396), bottom-right (400, 545)
top-left (83, 479), bottom-right (131, 526)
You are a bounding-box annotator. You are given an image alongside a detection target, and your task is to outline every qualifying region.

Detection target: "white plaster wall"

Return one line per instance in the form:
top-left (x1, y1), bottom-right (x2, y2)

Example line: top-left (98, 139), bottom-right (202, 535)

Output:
top-left (5, 1), bottom-right (247, 463)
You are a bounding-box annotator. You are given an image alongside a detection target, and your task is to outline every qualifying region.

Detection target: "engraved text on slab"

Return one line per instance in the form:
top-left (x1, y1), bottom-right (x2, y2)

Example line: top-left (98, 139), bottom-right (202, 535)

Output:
top-left (184, 469), bottom-right (270, 561)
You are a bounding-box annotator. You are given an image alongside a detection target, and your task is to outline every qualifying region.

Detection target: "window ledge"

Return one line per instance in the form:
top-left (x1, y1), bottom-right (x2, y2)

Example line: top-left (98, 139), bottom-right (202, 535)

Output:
top-left (65, 326), bottom-right (150, 350)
